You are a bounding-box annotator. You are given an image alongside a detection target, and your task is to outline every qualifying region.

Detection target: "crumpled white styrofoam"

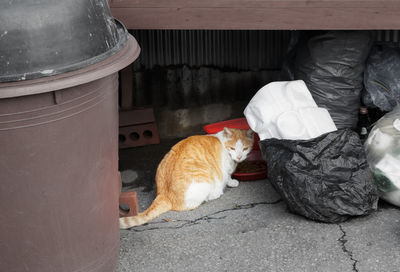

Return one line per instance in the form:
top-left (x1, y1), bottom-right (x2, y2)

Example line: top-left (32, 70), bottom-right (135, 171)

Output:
top-left (244, 80), bottom-right (337, 140)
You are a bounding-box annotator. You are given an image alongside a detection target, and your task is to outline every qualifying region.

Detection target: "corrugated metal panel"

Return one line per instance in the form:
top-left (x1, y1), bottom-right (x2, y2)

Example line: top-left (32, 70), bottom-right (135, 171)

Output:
top-left (129, 30), bottom-right (291, 70)
top-left (127, 30), bottom-right (400, 110)
top-left (131, 66), bottom-right (281, 108)
top-left (375, 30), bottom-right (400, 43)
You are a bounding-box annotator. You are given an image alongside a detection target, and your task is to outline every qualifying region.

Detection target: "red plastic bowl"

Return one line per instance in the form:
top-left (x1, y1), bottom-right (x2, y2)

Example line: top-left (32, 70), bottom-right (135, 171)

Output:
top-left (203, 117), bottom-right (260, 150)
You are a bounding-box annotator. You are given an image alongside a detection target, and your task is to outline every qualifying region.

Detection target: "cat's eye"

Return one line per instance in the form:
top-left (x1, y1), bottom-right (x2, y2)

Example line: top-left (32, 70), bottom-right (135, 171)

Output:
top-left (243, 147), bottom-right (249, 151)
top-left (230, 147), bottom-right (235, 150)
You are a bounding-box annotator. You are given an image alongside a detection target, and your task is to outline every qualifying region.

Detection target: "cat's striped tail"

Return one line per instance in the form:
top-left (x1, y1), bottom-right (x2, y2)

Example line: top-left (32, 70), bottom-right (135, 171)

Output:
top-left (119, 195), bottom-right (172, 229)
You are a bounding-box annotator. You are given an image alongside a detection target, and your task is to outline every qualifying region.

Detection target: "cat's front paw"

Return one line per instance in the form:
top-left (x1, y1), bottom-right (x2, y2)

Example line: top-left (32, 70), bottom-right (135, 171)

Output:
top-left (227, 178), bottom-right (239, 188)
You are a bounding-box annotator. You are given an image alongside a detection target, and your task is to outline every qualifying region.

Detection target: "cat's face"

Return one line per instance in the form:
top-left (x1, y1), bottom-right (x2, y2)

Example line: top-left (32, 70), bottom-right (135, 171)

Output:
top-left (223, 127), bottom-right (254, 162)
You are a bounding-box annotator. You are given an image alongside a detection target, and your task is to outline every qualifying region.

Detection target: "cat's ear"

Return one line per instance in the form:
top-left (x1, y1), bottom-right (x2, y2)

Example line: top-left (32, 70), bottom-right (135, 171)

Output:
top-left (246, 129), bottom-right (254, 138)
top-left (223, 127), bottom-right (232, 138)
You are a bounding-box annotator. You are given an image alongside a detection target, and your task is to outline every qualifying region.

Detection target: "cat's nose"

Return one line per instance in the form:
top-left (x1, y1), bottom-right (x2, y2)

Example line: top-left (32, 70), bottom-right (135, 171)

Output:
top-left (237, 155), bottom-right (242, 160)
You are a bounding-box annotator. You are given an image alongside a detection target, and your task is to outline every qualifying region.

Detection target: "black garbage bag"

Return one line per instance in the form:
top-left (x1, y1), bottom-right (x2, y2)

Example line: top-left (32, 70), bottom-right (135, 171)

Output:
top-left (280, 30), bottom-right (301, 81)
top-left (259, 129), bottom-right (378, 223)
top-left (363, 44), bottom-right (400, 112)
top-left (294, 31), bottom-right (373, 129)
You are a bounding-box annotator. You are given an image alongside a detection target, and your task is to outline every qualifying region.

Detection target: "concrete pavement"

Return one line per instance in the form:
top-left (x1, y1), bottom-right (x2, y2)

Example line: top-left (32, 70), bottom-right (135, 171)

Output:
top-left (117, 142), bottom-right (400, 272)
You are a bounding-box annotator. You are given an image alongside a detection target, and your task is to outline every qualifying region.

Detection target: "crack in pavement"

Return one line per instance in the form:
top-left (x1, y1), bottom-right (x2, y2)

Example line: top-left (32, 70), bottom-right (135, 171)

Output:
top-left (338, 224), bottom-right (359, 272)
top-left (127, 199), bottom-right (282, 232)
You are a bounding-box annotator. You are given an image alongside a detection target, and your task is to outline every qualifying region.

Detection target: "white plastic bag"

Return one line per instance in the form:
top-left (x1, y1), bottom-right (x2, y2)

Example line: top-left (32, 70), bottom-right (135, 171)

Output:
top-left (244, 80), bottom-right (337, 140)
top-left (365, 105), bottom-right (400, 206)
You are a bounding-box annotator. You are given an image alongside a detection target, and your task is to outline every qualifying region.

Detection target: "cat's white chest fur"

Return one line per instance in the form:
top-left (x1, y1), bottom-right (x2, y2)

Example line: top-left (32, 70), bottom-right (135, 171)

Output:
top-left (215, 131), bottom-right (238, 177)
top-left (221, 148), bottom-right (237, 177)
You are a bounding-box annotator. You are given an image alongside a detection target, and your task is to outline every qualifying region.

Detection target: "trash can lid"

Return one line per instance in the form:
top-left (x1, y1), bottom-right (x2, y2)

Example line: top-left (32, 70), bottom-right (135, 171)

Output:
top-left (0, 34), bottom-right (140, 99)
top-left (0, 0), bottom-right (128, 83)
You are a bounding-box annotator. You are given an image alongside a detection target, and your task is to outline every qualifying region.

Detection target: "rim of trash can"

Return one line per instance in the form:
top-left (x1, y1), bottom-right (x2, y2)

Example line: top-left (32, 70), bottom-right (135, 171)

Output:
top-left (0, 34), bottom-right (140, 99)
top-left (0, 0), bottom-right (130, 83)
top-left (0, 20), bottom-right (129, 83)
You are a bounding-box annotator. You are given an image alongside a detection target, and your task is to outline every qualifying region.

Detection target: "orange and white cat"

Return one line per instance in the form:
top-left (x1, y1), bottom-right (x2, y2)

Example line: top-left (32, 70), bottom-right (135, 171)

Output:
top-left (120, 127), bottom-right (254, 229)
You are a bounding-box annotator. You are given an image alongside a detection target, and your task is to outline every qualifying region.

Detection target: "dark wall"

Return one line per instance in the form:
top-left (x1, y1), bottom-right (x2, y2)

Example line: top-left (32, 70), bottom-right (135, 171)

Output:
top-left (128, 30), bottom-right (290, 109)
top-left (123, 29), bottom-right (400, 138)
